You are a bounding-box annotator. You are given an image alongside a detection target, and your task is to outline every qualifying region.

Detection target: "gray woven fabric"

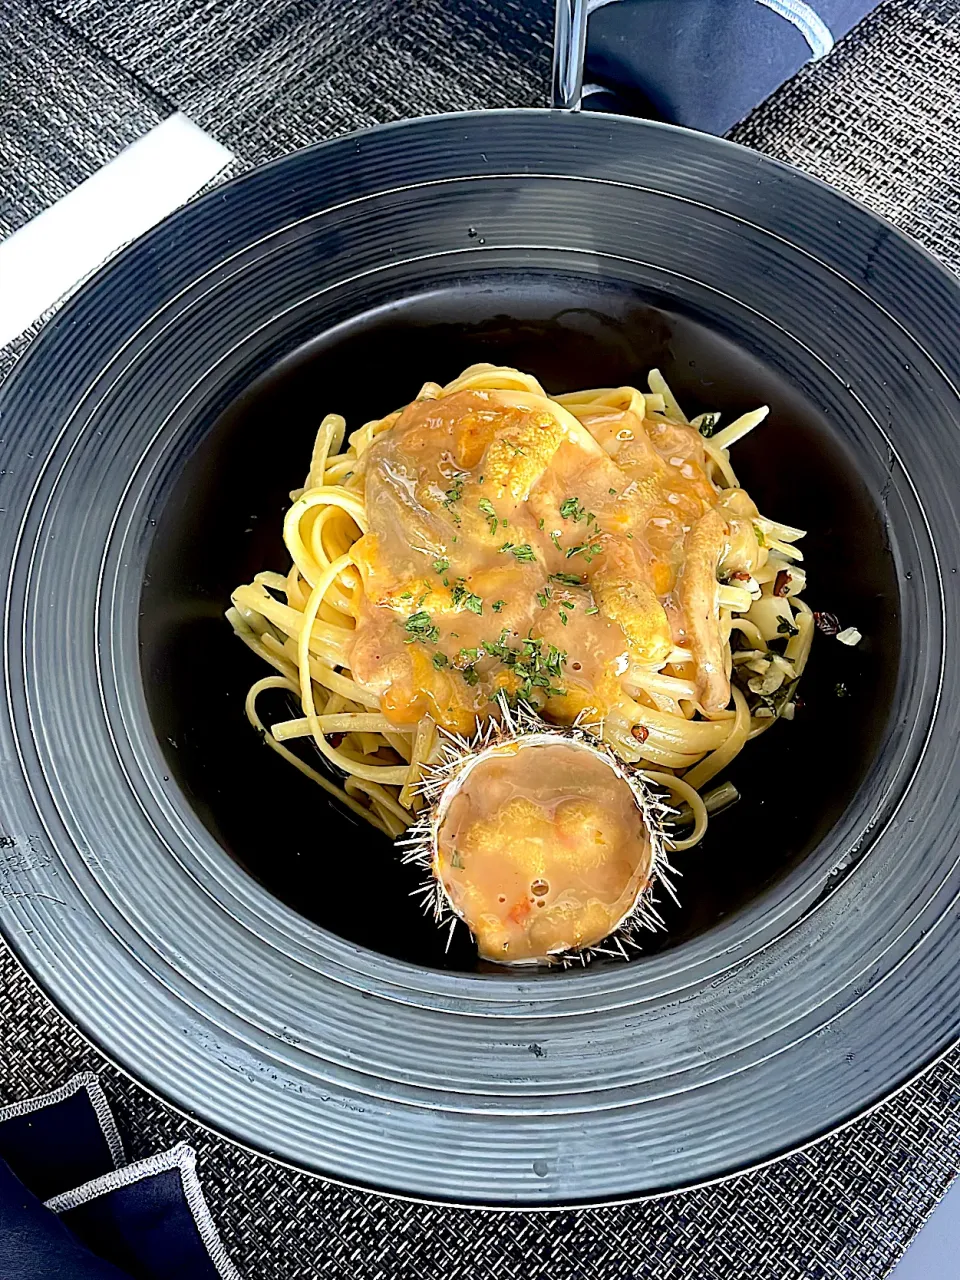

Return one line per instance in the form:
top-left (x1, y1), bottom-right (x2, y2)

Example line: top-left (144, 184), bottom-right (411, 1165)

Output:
top-left (45, 0), bottom-right (554, 165)
top-left (731, 0), bottom-right (960, 268)
top-left (2, 0), bottom-right (960, 1276)
top-left (0, 0), bottom-right (168, 237)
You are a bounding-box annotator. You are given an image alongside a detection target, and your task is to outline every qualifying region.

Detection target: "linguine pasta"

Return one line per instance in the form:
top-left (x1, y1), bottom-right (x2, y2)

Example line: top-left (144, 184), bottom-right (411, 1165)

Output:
top-left (228, 364), bottom-right (812, 846)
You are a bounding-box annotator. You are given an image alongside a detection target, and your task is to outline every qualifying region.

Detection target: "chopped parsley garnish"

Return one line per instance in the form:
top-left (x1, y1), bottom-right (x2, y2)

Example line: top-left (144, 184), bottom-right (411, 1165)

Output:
top-left (499, 542), bottom-right (536, 563)
top-left (536, 586), bottom-right (552, 608)
top-left (450, 583), bottom-right (482, 614)
top-left (478, 497), bottom-right (498, 536)
top-left (559, 496), bottom-right (585, 521)
top-left (458, 647), bottom-right (480, 663)
top-left (432, 558), bottom-right (449, 574)
top-left (442, 472), bottom-right (467, 523)
top-left (443, 473), bottom-right (466, 506)
top-left (550, 571), bottom-right (584, 587)
top-left (565, 541), bottom-right (603, 564)
top-left (432, 652), bottom-right (449, 669)
top-left (491, 599), bottom-right (506, 613)
top-left (549, 530), bottom-right (563, 551)
top-left (558, 610), bottom-right (569, 626)
top-left (404, 611), bottom-right (440, 644)
top-left (754, 523), bottom-right (766, 548)
top-left (835, 682), bottom-right (849, 698)
top-left (479, 632), bottom-right (568, 703)
top-left (461, 666), bottom-right (480, 686)
top-left (608, 487), bottom-right (617, 495)
top-left (538, 517), bottom-right (545, 530)
top-left (696, 411), bottom-right (721, 438)
top-left (585, 606), bottom-right (599, 615)
top-left (777, 618), bottom-right (800, 637)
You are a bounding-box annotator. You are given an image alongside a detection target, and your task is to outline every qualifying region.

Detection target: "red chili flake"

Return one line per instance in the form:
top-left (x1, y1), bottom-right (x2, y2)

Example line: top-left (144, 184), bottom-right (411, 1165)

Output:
top-left (773, 569), bottom-right (792, 597)
top-left (729, 571), bottom-right (751, 583)
top-left (814, 610), bottom-right (841, 636)
top-left (325, 732), bottom-right (345, 749)
top-left (631, 724), bottom-right (650, 744)
top-left (794, 698), bottom-right (805, 712)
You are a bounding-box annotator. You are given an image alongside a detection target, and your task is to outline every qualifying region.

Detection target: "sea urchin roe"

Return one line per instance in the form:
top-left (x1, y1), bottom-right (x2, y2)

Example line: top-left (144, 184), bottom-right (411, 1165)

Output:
top-left (434, 738), bottom-right (653, 964)
top-left (347, 386), bottom-right (736, 734)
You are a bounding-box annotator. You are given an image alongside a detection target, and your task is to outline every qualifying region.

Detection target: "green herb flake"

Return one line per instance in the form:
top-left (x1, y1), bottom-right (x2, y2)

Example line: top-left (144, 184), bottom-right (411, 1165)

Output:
top-left (432, 652), bottom-right (449, 669)
top-left (559, 496), bottom-right (588, 523)
top-left (478, 634), bottom-right (568, 706)
top-left (492, 599), bottom-right (506, 613)
top-left (608, 487), bottom-right (617, 496)
top-left (550, 572), bottom-right (584, 587)
top-left (754, 524), bottom-right (767, 548)
top-left (566, 541), bottom-right (603, 564)
top-left (450, 850), bottom-right (464, 869)
top-left (536, 587), bottom-right (552, 609)
top-left (777, 618), bottom-right (800, 637)
top-left (442, 473), bottom-right (467, 510)
top-left (585, 606), bottom-right (600, 616)
top-left (478, 497), bottom-right (498, 536)
top-left (450, 582), bottom-right (483, 615)
top-left (549, 531), bottom-right (563, 552)
top-left (538, 517), bottom-right (545, 530)
top-left (404, 611), bottom-right (440, 645)
top-left (696, 411), bottom-right (721, 438)
top-left (510, 544), bottom-right (537, 563)
top-left (461, 665), bottom-right (480, 686)
top-left (432, 558), bottom-right (450, 574)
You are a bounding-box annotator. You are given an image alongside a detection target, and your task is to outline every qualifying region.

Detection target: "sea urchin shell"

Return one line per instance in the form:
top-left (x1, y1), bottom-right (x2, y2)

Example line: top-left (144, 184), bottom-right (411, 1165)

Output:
top-left (397, 702), bottom-right (676, 966)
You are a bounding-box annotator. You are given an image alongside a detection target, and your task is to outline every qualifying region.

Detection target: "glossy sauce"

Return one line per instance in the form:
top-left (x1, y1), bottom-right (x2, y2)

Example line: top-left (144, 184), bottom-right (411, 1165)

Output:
top-left (348, 389), bottom-right (760, 732)
top-left (435, 739), bottom-right (653, 963)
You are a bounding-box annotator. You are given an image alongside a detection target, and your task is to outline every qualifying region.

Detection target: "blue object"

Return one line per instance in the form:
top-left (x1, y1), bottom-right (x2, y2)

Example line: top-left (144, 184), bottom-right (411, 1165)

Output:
top-left (583, 0), bottom-right (880, 134)
top-left (0, 1075), bottom-right (237, 1280)
top-left (0, 1159), bottom-right (133, 1280)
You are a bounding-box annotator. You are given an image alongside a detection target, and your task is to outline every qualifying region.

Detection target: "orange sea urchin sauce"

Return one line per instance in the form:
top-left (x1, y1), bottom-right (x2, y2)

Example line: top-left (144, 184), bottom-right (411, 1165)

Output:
top-left (347, 386), bottom-right (760, 737)
top-left (435, 738), bottom-right (653, 963)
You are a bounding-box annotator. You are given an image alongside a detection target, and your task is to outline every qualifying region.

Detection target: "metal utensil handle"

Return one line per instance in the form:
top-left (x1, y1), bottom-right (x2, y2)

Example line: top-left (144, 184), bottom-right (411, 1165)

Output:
top-left (552, 0), bottom-right (588, 111)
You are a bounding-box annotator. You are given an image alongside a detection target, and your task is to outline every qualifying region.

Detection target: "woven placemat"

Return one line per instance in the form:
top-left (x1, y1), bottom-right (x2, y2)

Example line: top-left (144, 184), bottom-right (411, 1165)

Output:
top-left (2, 0), bottom-right (960, 1275)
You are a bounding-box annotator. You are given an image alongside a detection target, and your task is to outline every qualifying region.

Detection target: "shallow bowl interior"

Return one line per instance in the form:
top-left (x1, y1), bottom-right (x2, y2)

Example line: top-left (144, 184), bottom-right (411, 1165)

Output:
top-left (140, 272), bottom-right (899, 972)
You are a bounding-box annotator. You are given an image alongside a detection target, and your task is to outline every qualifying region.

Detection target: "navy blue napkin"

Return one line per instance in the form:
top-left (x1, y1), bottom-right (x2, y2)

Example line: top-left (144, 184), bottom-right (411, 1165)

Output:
top-left (0, 1074), bottom-right (239, 1280)
top-left (583, 0), bottom-right (880, 135)
top-left (0, 1159), bottom-right (132, 1280)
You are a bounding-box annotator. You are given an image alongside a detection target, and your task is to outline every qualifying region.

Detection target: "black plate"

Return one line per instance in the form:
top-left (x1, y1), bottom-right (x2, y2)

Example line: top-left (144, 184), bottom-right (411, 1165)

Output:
top-left (0, 110), bottom-right (958, 1205)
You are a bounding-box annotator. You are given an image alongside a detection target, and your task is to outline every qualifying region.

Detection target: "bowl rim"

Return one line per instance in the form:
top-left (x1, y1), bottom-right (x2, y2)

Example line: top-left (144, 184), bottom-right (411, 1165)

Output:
top-left (0, 107), bottom-right (957, 1206)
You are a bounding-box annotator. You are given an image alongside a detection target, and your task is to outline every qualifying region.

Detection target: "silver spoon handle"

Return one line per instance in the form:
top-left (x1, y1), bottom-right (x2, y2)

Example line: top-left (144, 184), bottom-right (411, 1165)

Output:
top-left (551, 0), bottom-right (589, 111)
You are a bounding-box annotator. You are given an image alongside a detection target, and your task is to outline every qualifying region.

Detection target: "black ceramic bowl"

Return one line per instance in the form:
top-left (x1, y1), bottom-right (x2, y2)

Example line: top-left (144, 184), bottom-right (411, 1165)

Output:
top-left (1, 111), bottom-right (958, 1206)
